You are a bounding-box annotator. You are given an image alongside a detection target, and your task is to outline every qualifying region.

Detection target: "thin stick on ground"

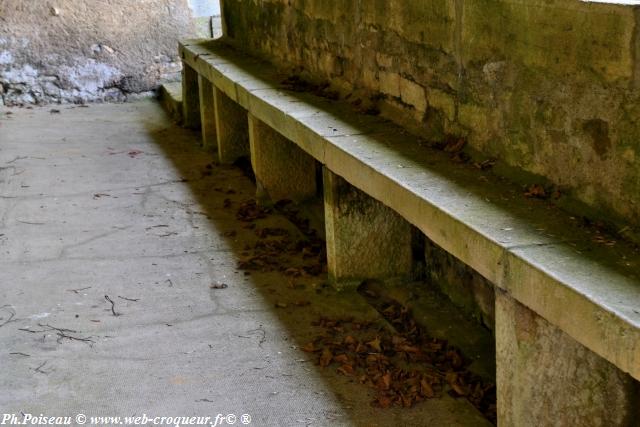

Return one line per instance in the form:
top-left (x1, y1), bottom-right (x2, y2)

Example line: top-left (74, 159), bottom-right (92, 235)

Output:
top-left (55, 331), bottom-right (95, 345)
top-left (247, 326), bottom-right (267, 348)
top-left (104, 295), bottom-right (119, 316)
top-left (37, 323), bottom-right (77, 333)
top-left (0, 306), bottom-right (17, 327)
top-left (18, 323), bottom-right (95, 345)
top-left (34, 361), bottom-right (49, 374)
top-left (66, 286), bottom-right (92, 294)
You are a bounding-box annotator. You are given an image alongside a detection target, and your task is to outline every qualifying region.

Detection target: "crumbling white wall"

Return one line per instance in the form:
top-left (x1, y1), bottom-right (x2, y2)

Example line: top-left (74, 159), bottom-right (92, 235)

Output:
top-left (188, 0), bottom-right (220, 16)
top-left (0, 0), bottom-right (196, 105)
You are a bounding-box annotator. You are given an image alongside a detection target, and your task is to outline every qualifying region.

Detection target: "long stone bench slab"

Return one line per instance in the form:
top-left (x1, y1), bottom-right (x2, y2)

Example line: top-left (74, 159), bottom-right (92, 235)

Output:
top-left (178, 38), bottom-right (640, 424)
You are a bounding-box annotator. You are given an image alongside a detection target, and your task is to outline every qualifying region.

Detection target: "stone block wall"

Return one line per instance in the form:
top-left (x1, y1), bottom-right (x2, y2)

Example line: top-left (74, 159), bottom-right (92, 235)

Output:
top-left (424, 238), bottom-right (495, 331)
top-left (0, 0), bottom-right (196, 105)
top-left (220, 0), bottom-right (640, 233)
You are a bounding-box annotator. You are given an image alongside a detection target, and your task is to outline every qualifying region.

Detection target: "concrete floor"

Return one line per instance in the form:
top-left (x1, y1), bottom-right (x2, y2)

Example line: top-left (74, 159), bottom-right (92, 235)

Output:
top-left (0, 100), bottom-right (490, 426)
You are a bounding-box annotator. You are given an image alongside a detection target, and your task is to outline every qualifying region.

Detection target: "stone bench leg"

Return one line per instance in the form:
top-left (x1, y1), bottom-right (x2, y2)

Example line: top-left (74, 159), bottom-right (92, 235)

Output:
top-left (496, 290), bottom-right (639, 426)
top-left (323, 167), bottom-right (413, 288)
top-left (181, 62), bottom-right (201, 129)
top-left (214, 87), bottom-right (249, 164)
top-left (248, 113), bottom-right (317, 203)
top-left (198, 75), bottom-right (217, 151)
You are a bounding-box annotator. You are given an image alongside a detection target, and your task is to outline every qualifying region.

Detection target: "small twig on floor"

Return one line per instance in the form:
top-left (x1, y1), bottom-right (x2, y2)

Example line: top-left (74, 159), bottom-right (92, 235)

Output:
top-left (0, 306), bottom-right (17, 327)
top-left (66, 286), bottom-right (92, 294)
top-left (37, 323), bottom-right (77, 333)
top-left (34, 361), bottom-right (49, 374)
top-left (117, 295), bottom-right (139, 302)
top-left (21, 323), bottom-right (67, 334)
top-left (19, 323), bottom-right (72, 334)
top-left (26, 323), bottom-right (95, 345)
top-left (104, 295), bottom-right (119, 316)
top-left (17, 220), bottom-right (45, 225)
top-left (55, 331), bottom-right (95, 345)
top-left (158, 232), bottom-right (178, 237)
top-left (145, 225), bottom-right (169, 230)
top-left (9, 352), bottom-right (30, 357)
top-left (247, 326), bottom-right (267, 348)
top-left (0, 312), bottom-right (15, 327)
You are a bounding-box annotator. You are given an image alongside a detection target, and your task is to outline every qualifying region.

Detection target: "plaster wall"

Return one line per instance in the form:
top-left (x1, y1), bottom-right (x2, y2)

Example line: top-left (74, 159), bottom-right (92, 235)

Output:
top-left (0, 0), bottom-right (195, 105)
top-left (189, 0), bottom-right (220, 16)
top-left (220, 0), bottom-right (640, 231)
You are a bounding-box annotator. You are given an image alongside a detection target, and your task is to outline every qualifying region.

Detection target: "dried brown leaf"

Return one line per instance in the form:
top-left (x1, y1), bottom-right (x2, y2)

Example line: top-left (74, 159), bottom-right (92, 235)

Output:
top-left (319, 348), bottom-right (333, 367)
top-left (367, 336), bottom-right (382, 352)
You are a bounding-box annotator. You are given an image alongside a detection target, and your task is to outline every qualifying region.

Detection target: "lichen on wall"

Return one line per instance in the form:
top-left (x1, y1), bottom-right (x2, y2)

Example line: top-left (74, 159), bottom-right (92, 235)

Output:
top-left (0, 0), bottom-right (196, 105)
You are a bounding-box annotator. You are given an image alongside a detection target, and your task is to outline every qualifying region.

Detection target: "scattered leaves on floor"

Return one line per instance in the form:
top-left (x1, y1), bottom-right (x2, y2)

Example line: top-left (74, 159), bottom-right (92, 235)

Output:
top-left (303, 300), bottom-right (496, 423)
top-left (473, 159), bottom-right (496, 170)
top-left (234, 199), bottom-right (327, 277)
top-left (524, 184), bottom-right (546, 199)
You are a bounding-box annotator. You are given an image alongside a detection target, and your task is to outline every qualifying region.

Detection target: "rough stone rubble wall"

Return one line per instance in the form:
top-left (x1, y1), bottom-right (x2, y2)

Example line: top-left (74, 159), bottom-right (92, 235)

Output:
top-left (0, 0), bottom-right (195, 105)
top-left (220, 0), bottom-right (640, 233)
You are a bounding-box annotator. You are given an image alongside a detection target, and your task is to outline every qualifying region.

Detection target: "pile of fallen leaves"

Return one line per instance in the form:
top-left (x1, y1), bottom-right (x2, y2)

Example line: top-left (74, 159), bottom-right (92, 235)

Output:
top-left (236, 199), bottom-right (272, 223)
top-left (275, 199), bottom-right (326, 274)
top-left (303, 300), bottom-right (496, 423)
top-left (230, 195), bottom-right (495, 421)
top-left (233, 199), bottom-right (327, 277)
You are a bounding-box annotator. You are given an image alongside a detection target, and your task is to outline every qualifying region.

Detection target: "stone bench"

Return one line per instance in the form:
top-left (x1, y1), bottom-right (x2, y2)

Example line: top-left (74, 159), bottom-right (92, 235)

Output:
top-left (178, 38), bottom-right (640, 425)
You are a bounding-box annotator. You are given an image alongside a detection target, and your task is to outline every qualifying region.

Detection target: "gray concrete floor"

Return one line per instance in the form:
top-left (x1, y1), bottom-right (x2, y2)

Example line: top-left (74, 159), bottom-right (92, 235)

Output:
top-left (0, 100), bottom-right (490, 426)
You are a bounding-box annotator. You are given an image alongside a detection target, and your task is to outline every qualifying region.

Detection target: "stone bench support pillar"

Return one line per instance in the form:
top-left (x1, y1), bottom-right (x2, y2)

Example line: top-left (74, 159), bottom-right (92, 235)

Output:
top-left (323, 167), bottom-right (413, 288)
top-left (496, 290), bottom-right (639, 426)
top-left (181, 62), bottom-right (201, 129)
top-left (214, 87), bottom-right (250, 164)
top-left (198, 75), bottom-right (217, 151)
top-left (248, 113), bottom-right (317, 203)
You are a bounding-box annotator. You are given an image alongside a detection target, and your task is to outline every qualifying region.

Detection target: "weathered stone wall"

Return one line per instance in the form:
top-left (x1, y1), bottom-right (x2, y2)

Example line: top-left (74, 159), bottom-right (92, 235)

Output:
top-left (0, 0), bottom-right (196, 105)
top-left (220, 0), bottom-right (640, 232)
